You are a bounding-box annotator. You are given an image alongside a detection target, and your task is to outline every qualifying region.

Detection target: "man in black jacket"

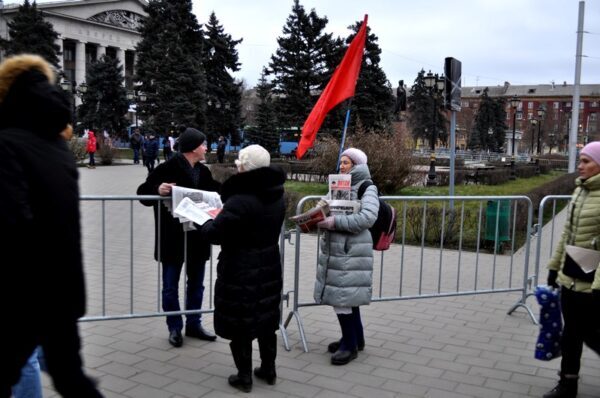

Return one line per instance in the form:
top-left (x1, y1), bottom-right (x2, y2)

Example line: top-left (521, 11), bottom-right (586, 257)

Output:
top-left (0, 54), bottom-right (103, 397)
top-left (137, 128), bottom-right (220, 347)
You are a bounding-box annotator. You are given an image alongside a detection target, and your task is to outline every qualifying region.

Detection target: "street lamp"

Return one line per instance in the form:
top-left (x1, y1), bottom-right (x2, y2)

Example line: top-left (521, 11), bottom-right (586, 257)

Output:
top-left (535, 105), bottom-right (546, 175)
top-left (60, 79), bottom-right (88, 131)
top-left (530, 119), bottom-right (538, 159)
top-left (423, 71), bottom-right (445, 186)
top-left (509, 95), bottom-right (521, 180)
top-left (127, 89), bottom-right (146, 127)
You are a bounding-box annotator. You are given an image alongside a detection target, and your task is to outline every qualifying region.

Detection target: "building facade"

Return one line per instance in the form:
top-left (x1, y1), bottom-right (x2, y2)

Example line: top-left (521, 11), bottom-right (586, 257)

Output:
top-left (457, 82), bottom-right (600, 154)
top-left (0, 0), bottom-right (146, 91)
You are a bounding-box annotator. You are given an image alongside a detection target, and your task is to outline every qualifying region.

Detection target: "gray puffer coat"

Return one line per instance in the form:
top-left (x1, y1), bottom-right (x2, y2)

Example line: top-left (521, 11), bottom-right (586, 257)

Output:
top-left (314, 164), bottom-right (379, 307)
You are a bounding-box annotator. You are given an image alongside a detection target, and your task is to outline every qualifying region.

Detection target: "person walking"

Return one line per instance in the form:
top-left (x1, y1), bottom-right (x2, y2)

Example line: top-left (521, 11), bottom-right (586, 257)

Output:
top-left (544, 141), bottom-right (600, 398)
top-left (86, 130), bottom-right (97, 168)
top-left (162, 133), bottom-right (173, 161)
top-left (143, 133), bottom-right (159, 173)
top-left (198, 145), bottom-right (286, 392)
top-left (314, 148), bottom-right (379, 366)
top-left (130, 128), bottom-right (143, 164)
top-left (137, 128), bottom-right (220, 348)
top-left (0, 54), bottom-right (103, 397)
top-left (217, 135), bottom-right (226, 163)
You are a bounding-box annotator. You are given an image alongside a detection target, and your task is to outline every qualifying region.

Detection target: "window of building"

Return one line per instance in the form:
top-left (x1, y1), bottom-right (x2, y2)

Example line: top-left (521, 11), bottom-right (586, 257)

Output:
top-left (462, 100), bottom-right (469, 108)
top-left (554, 102), bottom-right (560, 109)
top-left (517, 112), bottom-right (523, 120)
top-left (591, 113), bottom-right (598, 122)
top-left (592, 102), bottom-right (598, 108)
top-left (528, 102), bottom-right (533, 109)
top-left (580, 102), bottom-right (585, 110)
top-left (528, 113), bottom-right (533, 120)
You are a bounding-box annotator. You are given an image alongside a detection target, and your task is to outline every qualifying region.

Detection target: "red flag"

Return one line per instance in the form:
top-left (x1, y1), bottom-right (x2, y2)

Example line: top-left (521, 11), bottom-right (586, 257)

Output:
top-left (296, 15), bottom-right (368, 159)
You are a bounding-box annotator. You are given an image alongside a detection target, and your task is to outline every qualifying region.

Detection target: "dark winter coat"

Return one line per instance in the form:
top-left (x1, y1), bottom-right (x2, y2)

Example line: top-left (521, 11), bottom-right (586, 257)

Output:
top-left (0, 58), bottom-right (85, 323)
top-left (143, 137), bottom-right (159, 159)
top-left (137, 153), bottom-right (220, 264)
top-left (199, 166), bottom-right (286, 340)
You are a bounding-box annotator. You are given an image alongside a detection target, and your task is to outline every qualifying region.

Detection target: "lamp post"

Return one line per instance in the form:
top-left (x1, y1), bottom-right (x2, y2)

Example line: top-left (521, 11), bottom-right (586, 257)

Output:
top-left (509, 95), bottom-right (521, 180)
top-left (60, 79), bottom-right (88, 132)
top-left (423, 70), bottom-right (445, 186)
top-left (127, 89), bottom-right (146, 128)
top-left (529, 119), bottom-right (537, 159)
top-left (535, 105), bottom-right (546, 174)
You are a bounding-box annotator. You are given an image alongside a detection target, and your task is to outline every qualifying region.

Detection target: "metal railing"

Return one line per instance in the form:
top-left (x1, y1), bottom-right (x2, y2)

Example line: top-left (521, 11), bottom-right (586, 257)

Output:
top-left (284, 195), bottom-right (535, 352)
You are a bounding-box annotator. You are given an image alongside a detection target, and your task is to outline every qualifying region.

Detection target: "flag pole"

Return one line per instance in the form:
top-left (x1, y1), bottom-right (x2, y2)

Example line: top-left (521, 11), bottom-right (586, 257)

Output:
top-left (336, 101), bottom-right (353, 172)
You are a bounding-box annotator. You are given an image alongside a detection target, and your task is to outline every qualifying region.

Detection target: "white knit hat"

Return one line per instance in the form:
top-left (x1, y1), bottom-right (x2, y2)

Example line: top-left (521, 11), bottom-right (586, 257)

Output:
top-left (340, 148), bottom-right (367, 165)
top-left (235, 144), bottom-right (270, 171)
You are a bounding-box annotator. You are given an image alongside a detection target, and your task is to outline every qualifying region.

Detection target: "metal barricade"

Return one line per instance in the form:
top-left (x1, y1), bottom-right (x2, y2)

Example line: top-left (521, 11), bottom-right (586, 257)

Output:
top-left (284, 195), bottom-right (535, 352)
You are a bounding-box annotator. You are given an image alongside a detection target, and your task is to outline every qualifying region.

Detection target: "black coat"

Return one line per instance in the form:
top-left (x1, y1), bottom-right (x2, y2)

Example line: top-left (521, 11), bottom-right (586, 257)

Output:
top-left (0, 127), bottom-right (86, 322)
top-left (200, 166), bottom-right (286, 340)
top-left (137, 154), bottom-right (220, 264)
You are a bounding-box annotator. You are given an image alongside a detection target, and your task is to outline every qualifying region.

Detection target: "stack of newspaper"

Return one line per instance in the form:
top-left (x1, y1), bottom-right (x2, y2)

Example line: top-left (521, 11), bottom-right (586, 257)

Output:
top-left (289, 174), bottom-right (359, 232)
top-left (169, 186), bottom-right (223, 230)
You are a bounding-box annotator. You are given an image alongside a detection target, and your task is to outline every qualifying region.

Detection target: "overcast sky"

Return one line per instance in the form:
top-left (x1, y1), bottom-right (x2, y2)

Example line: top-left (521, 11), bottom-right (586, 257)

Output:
top-left (191, 0), bottom-right (600, 89)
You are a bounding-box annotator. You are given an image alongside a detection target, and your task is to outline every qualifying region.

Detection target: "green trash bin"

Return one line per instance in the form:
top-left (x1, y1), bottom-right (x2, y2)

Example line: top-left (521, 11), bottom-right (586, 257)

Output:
top-left (485, 200), bottom-right (511, 244)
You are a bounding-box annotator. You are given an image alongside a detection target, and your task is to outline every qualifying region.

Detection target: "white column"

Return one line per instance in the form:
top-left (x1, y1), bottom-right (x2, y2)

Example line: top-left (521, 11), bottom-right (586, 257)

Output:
top-left (116, 48), bottom-right (126, 86)
top-left (75, 41), bottom-right (86, 86)
top-left (97, 44), bottom-right (106, 59)
top-left (55, 38), bottom-right (64, 70)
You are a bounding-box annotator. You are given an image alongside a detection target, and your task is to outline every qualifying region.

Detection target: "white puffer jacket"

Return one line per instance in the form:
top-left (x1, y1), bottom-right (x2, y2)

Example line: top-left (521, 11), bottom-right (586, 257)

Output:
top-left (313, 164), bottom-right (379, 307)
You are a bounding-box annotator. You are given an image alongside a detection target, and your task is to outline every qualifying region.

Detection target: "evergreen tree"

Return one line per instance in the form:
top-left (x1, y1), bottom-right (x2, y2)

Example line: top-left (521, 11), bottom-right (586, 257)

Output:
top-left (470, 88), bottom-right (507, 151)
top-left (268, 0), bottom-right (334, 128)
top-left (203, 12), bottom-right (243, 149)
top-left (346, 20), bottom-right (395, 134)
top-left (135, 0), bottom-right (205, 135)
top-left (407, 70), bottom-right (447, 147)
top-left (0, 0), bottom-right (61, 68)
top-left (77, 55), bottom-right (129, 135)
top-left (245, 69), bottom-right (279, 154)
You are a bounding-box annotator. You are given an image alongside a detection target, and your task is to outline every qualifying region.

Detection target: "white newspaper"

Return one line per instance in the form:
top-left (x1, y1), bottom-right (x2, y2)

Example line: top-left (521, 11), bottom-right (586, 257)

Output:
top-left (174, 197), bottom-right (221, 227)
top-left (327, 199), bottom-right (360, 216)
top-left (328, 174), bottom-right (352, 200)
top-left (169, 186), bottom-right (223, 230)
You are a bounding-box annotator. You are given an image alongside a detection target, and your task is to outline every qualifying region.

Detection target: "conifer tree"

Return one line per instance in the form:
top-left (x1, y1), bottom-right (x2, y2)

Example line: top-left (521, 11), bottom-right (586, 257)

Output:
top-left (407, 70), bottom-right (447, 147)
top-left (77, 55), bottom-right (129, 135)
top-left (0, 0), bottom-right (61, 68)
top-left (245, 69), bottom-right (279, 154)
top-left (268, 0), bottom-right (334, 128)
top-left (203, 12), bottom-right (243, 149)
top-left (470, 88), bottom-right (507, 151)
top-left (135, 0), bottom-right (205, 135)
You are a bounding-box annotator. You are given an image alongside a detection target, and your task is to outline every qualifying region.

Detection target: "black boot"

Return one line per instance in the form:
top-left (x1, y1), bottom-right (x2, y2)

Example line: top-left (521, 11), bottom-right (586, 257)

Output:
top-left (229, 339), bottom-right (253, 393)
top-left (254, 333), bottom-right (277, 385)
top-left (331, 313), bottom-right (358, 365)
top-left (543, 375), bottom-right (578, 398)
top-left (328, 307), bottom-right (366, 353)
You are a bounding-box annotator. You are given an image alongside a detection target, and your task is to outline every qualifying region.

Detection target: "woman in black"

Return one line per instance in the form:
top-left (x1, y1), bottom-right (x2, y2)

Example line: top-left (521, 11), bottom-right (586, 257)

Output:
top-left (199, 145), bottom-right (286, 393)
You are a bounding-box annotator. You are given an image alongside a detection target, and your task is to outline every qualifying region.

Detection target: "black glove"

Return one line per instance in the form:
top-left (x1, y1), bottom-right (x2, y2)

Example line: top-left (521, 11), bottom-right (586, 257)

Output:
top-left (547, 270), bottom-right (559, 289)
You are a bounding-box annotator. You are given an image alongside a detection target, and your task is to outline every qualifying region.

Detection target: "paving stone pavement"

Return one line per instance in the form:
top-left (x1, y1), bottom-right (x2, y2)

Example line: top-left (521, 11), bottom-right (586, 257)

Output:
top-left (40, 162), bottom-right (600, 398)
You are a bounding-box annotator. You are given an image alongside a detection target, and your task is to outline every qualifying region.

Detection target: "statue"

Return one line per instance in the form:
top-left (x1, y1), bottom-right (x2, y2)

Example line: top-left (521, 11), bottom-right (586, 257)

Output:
top-left (395, 80), bottom-right (407, 120)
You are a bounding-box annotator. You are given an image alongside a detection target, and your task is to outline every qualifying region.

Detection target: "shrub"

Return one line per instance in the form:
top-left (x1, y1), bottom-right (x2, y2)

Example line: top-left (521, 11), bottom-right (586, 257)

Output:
top-left (67, 137), bottom-right (87, 163)
top-left (307, 129), bottom-right (417, 194)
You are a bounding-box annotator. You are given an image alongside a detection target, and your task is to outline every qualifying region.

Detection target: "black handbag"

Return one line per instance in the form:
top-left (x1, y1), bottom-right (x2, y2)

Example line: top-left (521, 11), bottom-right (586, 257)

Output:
top-left (562, 252), bottom-right (596, 282)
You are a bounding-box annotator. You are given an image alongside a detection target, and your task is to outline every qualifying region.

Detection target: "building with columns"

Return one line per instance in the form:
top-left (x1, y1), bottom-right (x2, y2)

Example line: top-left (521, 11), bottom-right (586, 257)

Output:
top-left (0, 0), bottom-right (146, 91)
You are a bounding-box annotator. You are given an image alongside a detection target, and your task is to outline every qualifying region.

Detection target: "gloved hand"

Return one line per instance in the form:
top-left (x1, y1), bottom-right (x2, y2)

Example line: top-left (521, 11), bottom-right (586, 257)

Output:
top-left (547, 270), bottom-right (559, 289)
top-left (317, 216), bottom-right (335, 230)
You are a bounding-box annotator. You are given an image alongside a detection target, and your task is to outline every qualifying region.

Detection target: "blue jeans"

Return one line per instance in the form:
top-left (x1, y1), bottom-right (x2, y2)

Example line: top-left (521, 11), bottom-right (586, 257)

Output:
top-left (162, 260), bottom-right (206, 331)
top-left (12, 348), bottom-right (42, 398)
top-left (133, 147), bottom-right (140, 163)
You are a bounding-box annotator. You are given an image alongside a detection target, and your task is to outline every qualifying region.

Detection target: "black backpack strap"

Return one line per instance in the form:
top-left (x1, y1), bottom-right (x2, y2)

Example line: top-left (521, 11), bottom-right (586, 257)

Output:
top-left (357, 180), bottom-right (373, 199)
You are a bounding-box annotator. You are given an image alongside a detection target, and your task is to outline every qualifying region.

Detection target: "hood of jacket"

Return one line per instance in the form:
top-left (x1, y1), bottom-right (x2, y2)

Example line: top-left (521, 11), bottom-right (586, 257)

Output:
top-left (221, 165), bottom-right (286, 203)
top-left (576, 171), bottom-right (600, 191)
top-left (0, 54), bottom-right (71, 138)
top-left (350, 163), bottom-right (372, 185)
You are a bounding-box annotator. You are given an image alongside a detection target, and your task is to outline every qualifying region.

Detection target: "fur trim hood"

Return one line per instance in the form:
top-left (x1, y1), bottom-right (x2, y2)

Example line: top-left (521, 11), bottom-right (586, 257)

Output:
top-left (0, 54), bottom-right (71, 137)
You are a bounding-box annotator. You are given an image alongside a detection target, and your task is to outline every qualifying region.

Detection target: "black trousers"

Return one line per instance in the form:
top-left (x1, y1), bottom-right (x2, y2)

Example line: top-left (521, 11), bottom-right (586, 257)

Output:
top-left (2, 318), bottom-right (102, 397)
top-left (230, 332), bottom-right (277, 375)
top-left (559, 287), bottom-right (600, 375)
